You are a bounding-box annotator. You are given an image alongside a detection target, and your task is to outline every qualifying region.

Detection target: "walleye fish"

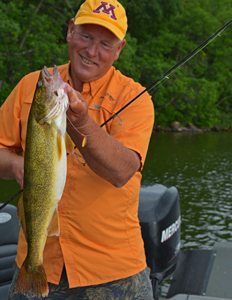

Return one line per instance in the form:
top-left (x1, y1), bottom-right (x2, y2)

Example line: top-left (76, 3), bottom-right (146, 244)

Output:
top-left (15, 66), bottom-right (74, 297)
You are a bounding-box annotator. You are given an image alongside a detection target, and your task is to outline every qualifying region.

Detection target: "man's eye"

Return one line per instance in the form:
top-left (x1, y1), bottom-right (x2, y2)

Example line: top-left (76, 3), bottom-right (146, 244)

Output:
top-left (81, 34), bottom-right (90, 40)
top-left (101, 42), bottom-right (110, 49)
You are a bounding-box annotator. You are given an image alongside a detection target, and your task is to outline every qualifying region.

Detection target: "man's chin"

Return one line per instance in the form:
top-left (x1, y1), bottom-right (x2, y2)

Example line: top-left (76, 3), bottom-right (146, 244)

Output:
top-left (78, 69), bottom-right (102, 83)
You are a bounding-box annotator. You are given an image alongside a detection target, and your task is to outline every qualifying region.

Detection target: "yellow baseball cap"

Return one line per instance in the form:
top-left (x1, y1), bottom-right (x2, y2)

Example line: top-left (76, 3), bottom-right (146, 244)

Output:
top-left (74, 0), bottom-right (128, 40)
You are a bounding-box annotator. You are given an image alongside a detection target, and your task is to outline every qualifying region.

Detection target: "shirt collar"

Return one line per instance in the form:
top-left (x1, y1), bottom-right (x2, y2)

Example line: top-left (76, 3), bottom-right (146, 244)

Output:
top-left (82, 67), bottom-right (115, 97)
top-left (64, 62), bottom-right (114, 97)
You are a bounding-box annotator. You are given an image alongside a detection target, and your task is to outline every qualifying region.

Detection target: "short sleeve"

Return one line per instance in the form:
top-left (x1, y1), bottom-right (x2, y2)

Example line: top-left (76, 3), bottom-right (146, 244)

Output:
top-left (109, 91), bottom-right (154, 170)
top-left (0, 81), bottom-right (24, 154)
top-left (0, 71), bottom-right (38, 154)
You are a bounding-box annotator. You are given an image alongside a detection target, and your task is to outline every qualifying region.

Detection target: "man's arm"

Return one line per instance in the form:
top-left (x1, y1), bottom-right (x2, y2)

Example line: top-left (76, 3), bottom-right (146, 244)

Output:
top-left (0, 149), bottom-right (24, 188)
top-left (66, 86), bottom-right (141, 188)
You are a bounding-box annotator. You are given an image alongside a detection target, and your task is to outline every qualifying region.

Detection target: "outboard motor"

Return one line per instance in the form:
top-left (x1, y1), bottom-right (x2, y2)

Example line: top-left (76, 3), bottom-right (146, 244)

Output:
top-left (0, 203), bottom-right (20, 300)
top-left (138, 184), bottom-right (181, 300)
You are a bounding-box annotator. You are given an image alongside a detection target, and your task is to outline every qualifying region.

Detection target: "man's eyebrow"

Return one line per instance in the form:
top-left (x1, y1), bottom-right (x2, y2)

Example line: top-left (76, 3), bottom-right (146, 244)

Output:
top-left (102, 38), bottom-right (118, 45)
top-left (81, 31), bottom-right (94, 38)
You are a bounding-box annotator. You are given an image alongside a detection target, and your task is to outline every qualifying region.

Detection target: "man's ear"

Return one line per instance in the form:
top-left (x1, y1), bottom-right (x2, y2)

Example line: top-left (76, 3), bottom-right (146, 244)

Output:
top-left (114, 39), bottom-right (126, 61)
top-left (66, 19), bottom-right (75, 43)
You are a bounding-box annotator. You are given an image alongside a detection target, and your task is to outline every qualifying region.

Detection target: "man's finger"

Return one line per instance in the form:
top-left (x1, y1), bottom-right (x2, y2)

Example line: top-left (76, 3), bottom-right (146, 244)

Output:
top-left (67, 85), bottom-right (84, 104)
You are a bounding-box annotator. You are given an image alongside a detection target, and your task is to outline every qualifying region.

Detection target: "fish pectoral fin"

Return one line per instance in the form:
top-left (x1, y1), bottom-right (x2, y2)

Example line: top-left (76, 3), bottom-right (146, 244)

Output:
top-left (43, 122), bottom-right (53, 140)
top-left (47, 208), bottom-right (60, 236)
top-left (16, 194), bottom-right (27, 241)
top-left (65, 132), bottom-right (75, 154)
top-left (57, 130), bottom-right (63, 160)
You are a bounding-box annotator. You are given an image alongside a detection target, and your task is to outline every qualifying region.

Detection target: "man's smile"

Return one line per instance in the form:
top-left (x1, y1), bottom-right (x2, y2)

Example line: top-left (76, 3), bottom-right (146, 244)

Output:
top-left (80, 55), bottom-right (96, 65)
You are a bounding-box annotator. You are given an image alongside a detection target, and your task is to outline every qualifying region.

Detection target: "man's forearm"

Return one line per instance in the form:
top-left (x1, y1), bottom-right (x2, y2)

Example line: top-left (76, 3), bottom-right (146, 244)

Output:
top-left (67, 116), bottom-right (141, 188)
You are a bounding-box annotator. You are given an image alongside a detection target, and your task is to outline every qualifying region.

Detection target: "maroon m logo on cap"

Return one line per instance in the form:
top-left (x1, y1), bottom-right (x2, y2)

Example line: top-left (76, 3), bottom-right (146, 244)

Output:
top-left (93, 2), bottom-right (117, 21)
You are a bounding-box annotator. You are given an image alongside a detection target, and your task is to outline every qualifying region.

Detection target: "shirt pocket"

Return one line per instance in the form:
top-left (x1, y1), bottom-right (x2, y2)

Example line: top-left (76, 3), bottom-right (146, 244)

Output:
top-left (88, 99), bottom-right (117, 134)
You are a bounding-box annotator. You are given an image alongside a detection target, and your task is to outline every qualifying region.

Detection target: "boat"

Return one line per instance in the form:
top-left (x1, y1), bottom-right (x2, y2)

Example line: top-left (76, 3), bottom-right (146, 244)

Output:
top-left (140, 184), bottom-right (232, 300)
top-left (0, 184), bottom-right (232, 299)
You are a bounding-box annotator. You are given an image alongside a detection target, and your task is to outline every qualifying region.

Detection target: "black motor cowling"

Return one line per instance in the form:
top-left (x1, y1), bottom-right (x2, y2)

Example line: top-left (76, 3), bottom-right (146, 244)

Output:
top-left (138, 184), bottom-right (181, 298)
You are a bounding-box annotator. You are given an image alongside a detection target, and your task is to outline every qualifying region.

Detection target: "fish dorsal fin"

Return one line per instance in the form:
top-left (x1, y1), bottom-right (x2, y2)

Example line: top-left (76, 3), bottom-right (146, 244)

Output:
top-left (65, 132), bottom-right (75, 154)
top-left (57, 130), bottom-right (63, 160)
top-left (16, 194), bottom-right (27, 241)
top-left (47, 208), bottom-right (60, 237)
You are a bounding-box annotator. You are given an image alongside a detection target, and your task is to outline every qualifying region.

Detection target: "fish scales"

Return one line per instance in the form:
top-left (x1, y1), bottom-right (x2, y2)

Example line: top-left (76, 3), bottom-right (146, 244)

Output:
top-left (15, 66), bottom-right (74, 297)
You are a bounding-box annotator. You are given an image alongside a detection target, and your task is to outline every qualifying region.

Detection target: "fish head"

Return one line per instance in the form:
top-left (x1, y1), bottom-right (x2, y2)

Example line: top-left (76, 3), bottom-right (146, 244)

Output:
top-left (34, 66), bottom-right (69, 124)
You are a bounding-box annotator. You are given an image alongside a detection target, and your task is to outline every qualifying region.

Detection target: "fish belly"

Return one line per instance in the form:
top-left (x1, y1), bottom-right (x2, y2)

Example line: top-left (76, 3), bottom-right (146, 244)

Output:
top-left (15, 109), bottom-right (67, 297)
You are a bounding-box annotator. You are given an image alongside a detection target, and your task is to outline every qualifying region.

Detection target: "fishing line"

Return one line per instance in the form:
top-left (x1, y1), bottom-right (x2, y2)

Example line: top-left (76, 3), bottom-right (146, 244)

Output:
top-left (100, 18), bottom-right (232, 128)
top-left (0, 223), bottom-right (20, 247)
top-left (147, 25), bottom-right (228, 95)
top-left (1, 18), bottom-right (232, 210)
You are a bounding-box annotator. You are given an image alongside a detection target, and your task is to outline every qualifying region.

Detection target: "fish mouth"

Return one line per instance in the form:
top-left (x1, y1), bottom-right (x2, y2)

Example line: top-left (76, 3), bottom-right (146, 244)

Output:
top-left (41, 66), bottom-right (68, 101)
top-left (39, 66), bottom-right (69, 122)
top-left (42, 66), bottom-right (59, 91)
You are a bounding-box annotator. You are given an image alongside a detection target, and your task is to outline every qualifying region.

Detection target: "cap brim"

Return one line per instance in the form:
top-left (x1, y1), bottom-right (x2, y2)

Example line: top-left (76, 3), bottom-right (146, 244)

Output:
top-left (74, 16), bottom-right (125, 41)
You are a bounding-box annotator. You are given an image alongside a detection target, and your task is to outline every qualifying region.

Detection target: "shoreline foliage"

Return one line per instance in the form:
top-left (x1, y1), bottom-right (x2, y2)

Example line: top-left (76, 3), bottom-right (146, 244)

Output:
top-left (1, 0), bottom-right (232, 128)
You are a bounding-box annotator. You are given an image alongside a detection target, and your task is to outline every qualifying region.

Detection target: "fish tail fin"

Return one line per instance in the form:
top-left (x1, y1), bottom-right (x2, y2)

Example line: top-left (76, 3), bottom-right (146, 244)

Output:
top-left (15, 260), bottom-right (49, 297)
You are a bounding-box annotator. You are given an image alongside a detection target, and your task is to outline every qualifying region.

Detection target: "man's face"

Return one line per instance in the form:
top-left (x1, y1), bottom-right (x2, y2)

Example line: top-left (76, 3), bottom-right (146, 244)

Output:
top-left (67, 22), bottom-right (126, 85)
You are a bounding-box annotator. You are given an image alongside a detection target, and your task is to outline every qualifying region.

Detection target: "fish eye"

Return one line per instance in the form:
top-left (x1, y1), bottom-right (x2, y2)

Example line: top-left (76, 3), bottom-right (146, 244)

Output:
top-left (37, 81), bottom-right (42, 89)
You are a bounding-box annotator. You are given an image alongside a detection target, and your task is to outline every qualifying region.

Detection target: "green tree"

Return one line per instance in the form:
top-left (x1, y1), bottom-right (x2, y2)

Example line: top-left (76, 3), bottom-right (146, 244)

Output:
top-left (1, 0), bottom-right (232, 129)
top-left (0, 0), bottom-right (82, 103)
top-left (120, 0), bottom-right (232, 128)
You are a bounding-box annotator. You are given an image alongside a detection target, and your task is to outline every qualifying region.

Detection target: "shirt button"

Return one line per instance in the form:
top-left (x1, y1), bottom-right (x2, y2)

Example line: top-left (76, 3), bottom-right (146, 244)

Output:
top-left (61, 239), bottom-right (66, 244)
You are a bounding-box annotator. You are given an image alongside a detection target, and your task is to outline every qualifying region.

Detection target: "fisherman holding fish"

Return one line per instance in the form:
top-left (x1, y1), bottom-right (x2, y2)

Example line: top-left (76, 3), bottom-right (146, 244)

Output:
top-left (0, 0), bottom-right (154, 299)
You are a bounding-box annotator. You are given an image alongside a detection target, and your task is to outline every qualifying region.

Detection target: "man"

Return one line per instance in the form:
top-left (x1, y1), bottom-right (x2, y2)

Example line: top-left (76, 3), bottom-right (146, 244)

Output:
top-left (0, 0), bottom-right (154, 299)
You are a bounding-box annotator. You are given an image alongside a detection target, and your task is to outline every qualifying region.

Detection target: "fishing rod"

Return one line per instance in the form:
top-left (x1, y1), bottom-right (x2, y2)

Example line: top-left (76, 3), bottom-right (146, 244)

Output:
top-left (0, 189), bottom-right (23, 211)
top-left (100, 18), bottom-right (232, 128)
top-left (1, 18), bottom-right (232, 211)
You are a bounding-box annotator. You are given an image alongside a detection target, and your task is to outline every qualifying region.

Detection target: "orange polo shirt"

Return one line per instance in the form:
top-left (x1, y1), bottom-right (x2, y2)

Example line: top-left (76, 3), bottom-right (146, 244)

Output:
top-left (0, 62), bottom-right (154, 287)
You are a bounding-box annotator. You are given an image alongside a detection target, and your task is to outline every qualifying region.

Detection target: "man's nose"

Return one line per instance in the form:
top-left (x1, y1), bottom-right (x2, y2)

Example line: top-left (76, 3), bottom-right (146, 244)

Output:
top-left (86, 40), bottom-right (98, 57)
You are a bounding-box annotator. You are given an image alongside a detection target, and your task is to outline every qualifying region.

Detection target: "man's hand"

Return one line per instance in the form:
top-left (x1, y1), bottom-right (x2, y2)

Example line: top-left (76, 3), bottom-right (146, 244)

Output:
top-left (0, 149), bottom-right (24, 189)
top-left (12, 155), bottom-right (24, 189)
top-left (66, 85), bottom-right (89, 130)
top-left (65, 86), bottom-right (141, 188)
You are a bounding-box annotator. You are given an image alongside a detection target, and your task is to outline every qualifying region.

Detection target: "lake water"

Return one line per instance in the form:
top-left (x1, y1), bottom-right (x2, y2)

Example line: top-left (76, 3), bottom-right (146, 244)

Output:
top-left (141, 131), bottom-right (232, 296)
top-left (1, 131), bottom-right (232, 296)
top-left (142, 131), bottom-right (232, 250)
